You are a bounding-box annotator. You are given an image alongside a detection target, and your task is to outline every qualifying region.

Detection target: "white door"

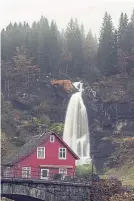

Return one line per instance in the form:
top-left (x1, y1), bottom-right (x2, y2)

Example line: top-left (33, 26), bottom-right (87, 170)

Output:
top-left (40, 169), bottom-right (49, 179)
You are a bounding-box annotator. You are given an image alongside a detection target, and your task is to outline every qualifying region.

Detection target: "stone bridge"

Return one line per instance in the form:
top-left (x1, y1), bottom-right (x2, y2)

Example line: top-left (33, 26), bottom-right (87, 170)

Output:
top-left (1, 178), bottom-right (91, 201)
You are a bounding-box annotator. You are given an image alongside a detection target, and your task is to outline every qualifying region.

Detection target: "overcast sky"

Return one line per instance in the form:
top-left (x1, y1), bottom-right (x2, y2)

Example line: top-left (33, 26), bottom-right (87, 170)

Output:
top-left (0, 0), bottom-right (134, 37)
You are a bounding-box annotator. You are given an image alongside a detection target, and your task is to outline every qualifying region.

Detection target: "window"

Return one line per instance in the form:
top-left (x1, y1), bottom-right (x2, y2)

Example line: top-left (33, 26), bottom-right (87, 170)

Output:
top-left (59, 168), bottom-right (67, 179)
top-left (59, 168), bottom-right (67, 175)
top-left (4, 167), bottom-right (10, 177)
top-left (59, 148), bottom-right (66, 159)
top-left (37, 147), bottom-right (45, 159)
top-left (50, 135), bottom-right (55, 142)
top-left (40, 169), bottom-right (49, 179)
top-left (22, 167), bottom-right (31, 178)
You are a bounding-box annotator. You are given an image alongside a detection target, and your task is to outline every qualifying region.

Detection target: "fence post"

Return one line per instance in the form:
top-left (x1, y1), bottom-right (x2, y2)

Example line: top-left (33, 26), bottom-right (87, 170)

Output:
top-left (91, 156), bottom-right (94, 184)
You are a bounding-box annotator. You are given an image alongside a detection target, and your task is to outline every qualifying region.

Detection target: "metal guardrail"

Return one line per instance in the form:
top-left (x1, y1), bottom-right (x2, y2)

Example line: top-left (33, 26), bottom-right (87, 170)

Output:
top-left (2, 166), bottom-right (134, 188)
top-left (1, 167), bottom-right (94, 183)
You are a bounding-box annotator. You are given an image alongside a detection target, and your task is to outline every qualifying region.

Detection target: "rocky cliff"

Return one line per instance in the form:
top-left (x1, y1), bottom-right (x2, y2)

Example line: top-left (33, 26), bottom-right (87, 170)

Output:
top-left (85, 73), bottom-right (134, 173)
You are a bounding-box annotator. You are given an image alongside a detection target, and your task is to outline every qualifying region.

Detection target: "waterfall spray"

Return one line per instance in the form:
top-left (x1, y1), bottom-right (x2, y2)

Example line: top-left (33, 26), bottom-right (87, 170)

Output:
top-left (63, 82), bottom-right (91, 165)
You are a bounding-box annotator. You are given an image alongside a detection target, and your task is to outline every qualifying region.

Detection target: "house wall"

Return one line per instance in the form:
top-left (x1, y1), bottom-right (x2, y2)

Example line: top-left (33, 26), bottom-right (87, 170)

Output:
top-left (10, 134), bottom-right (77, 179)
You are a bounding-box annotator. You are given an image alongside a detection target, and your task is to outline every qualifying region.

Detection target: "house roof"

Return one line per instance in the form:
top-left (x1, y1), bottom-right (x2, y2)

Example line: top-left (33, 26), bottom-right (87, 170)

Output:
top-left (2, 132), bottom-right (79, 166)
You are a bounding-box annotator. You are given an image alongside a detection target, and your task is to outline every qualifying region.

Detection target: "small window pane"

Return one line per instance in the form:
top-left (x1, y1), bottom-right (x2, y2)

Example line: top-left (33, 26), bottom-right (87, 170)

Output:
top-left (41, 169), bottom-right (49, 179)
top-left (59, 168), bottom-right (67, 179)
top-left (42, 170), bottom-right (48, 177)
top-left (59, 148), bottom-right (66, 159)
top-left (50, 135), bottom-right (55, 142)
top-left (59, 168), bottom-right (67, 175)
top-left (4, 167), bottom-right (10, 177)
top-left (22, 167), bottom-right (31, 178)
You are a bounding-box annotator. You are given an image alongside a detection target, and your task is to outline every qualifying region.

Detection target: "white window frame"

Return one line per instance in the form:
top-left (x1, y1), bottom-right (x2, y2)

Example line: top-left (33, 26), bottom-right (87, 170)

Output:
top-left (59, 168), bottom-right (67, 175)
top-left (59, 168), bottom-right (67, 179)
top-left (4, 167), bottom-right (11, 177)
top-left (22, 167), bottom-right (31, 178)
top-left (59, 148), bottom-right (66, 159)
top-left (40, 169), bottom-right (49, 179)
top-left (37, 147), bottom-right (45, 159)
top-left (50, 135), bottom-right (55, 142)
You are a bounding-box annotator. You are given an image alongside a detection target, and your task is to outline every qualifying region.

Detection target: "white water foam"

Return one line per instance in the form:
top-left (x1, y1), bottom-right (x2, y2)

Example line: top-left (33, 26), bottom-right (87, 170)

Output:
top-left (63, 82), bottom-right (91, 165)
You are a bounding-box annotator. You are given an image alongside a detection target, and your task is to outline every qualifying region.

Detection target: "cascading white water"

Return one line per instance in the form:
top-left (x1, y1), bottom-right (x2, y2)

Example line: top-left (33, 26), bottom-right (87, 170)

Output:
top-left (63, 82), bottom-right (91, 165)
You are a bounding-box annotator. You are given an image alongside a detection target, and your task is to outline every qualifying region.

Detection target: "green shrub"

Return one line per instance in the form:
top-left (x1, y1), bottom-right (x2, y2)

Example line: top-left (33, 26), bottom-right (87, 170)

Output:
top-left (47, 123), bottom-right (64, 135)
top-left (76, 164), bottom-right (95, 176)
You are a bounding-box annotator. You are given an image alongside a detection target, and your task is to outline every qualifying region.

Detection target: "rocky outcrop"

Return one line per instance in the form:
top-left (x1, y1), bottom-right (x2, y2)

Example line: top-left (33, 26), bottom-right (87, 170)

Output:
top-left (50, 79), bottom-right (73, 93)
top-left (82, 76), bottom-right (134, 173)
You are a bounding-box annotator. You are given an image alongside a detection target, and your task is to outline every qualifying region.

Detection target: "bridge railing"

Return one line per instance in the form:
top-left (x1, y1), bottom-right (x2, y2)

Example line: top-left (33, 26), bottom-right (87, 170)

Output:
top-left (1, 165), bottom-right (98, 183)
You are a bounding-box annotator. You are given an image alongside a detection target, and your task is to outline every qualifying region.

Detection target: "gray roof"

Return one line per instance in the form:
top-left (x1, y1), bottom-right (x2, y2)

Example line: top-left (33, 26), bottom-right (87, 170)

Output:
top-left (2, 131), bottom-right (79, 166)
top-left (2, 133), bottom-right (50, 166)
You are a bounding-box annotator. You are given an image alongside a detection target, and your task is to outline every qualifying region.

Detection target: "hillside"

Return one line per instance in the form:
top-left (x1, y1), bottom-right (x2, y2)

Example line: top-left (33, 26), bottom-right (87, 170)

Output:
top-left (93, 73), bottom-right (134, 103)
top-left (89, 74), bottom-right (134, 187)
top-left (1, 11), bottom-right (134, 194)
top-left (99, 136), bottom-right (134, 186)
top-left (2, 72), bottom-right (134, 173)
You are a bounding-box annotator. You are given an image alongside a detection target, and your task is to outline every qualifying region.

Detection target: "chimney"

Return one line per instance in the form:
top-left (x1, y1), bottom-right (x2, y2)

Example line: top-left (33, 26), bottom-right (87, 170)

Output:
top-left (41, 124), bottom-right (46, 134)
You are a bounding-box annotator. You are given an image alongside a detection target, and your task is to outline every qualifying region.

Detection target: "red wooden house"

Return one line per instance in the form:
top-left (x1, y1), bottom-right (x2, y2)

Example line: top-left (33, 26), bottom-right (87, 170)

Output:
top-left (2, 132), bottom-right (79, 180)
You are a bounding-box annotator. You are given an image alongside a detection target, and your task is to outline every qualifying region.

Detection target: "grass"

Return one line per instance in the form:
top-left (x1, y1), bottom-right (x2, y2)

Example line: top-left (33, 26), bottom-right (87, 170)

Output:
top-left (99, 136), bottom-right (134, 187)
top-left (100, 166), bottom-right (134, 187)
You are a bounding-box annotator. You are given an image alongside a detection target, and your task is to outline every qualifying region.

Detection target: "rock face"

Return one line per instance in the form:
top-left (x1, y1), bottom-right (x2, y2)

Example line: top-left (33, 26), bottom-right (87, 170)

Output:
top-left (86, 101), bottom-right (134, 172)
top-left (83, 81), bottom-right (134, 173)
top-left (1, 79), bottom-right (71, 146)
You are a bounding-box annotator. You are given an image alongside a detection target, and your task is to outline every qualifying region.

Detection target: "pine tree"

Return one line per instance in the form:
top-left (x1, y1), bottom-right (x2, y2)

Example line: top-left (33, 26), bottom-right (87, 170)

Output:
top-left (84, 30), bottom-right (98, 65)
top-left (65, 18), bottom-right (84, 77)
top-left (118, 12), bottom-right (128, 52)
top-left (126, 9), bottom-right (134, 52)
top-left (110, 30), bottom-right (119, 74)
top-left (118, 12), bottom-right (124, 36)
top-left (49, 21), bottom-right (61, 77)
top-left (84, 30), bottom-right (99, 81)
top-left (97, 12), bottom-right (115, 75)
top-left (1, 23), bottom-right (15, 61)
top-left (125, 9), bottom-right (134, 73)
top-left (131, 9), bottom-right (134, 24)
top-left (13, 46), bottom-right (32, 69)
top-left (80, 24), bottom-right (85, 44)
top-left (29, 21), bottom-right (38, 63)
top-left (23, 22), bottom-right (30, 50)
top-left (130, 9), bottom-right (134, 50)
top-left (1, 29), bottom-right (6, 61)
top-left (37, 16), bottom-right (50, 76)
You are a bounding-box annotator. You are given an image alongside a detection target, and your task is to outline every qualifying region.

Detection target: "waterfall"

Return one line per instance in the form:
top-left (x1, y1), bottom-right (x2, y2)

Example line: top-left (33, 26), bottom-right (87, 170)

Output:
top-left (63, 82), bottom-right (91, 165)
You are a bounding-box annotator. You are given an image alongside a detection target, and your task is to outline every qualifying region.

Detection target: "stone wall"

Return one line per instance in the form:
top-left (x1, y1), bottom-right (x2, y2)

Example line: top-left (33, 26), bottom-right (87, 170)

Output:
top-left (1, 179), bottom-right (91, 201)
